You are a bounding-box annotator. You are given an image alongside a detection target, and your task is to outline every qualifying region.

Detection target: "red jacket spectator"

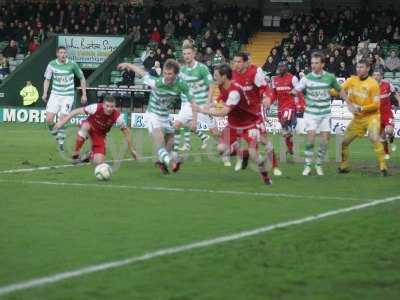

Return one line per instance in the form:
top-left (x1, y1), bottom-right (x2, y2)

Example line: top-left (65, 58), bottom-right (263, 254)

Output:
top-left (149, 27), bottom-right (161, 43)
top-left (28, 38), bottom-right (40, 54)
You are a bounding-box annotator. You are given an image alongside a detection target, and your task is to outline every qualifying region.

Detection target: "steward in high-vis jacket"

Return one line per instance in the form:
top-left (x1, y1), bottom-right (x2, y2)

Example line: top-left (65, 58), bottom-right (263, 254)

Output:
top-left (20, 81), bottom-right (39, 106)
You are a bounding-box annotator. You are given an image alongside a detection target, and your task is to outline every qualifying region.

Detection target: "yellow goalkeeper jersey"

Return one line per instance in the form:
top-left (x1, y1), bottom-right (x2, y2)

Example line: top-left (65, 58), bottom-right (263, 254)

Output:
top-left (341, 76), bottom-right (380, 117)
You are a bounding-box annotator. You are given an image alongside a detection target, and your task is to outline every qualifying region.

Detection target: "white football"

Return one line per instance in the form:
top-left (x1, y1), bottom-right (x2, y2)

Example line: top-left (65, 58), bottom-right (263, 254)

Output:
top-left (94, 163), bottom-right (112, 181)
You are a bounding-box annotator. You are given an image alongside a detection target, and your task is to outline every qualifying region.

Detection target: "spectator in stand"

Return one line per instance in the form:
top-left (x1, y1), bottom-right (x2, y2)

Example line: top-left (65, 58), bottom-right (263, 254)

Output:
top-left (18, 35), bottom-right (29, 54)
top-left (326, 56), bottom-right (338, 74)
top-left (143, 50), bottom-right (156, 71)
top-left (226, 24), bottom-right (235, 41)
top-left (2, 40), bottom-right (18, 58)
top-left (175, 20), bottom-right (187, 39)
top-left (0, 22), bottom-right (7, 42)
top-left (262, 56), bottom-right (276, 76)
top-left (343, 48), bottom-right (354, 67)
top-left (373, 53), bottom-right (385, 69)
top-left (211, 49), bottom-right (225, 67)
top-left (121, 69), bottom-right (135, 86)
top-left (159, 38), bottom-right (172, 55)
top-left (0, 53), bottom-right (9, 77)
top-left (149, 61), bottom-right (162, 77)
top-left (158, 53), bottom-right (167, 67)
top-left (336, 61), bottom-right (349, 78)
top-left (393, 26), bottom-right (400, 42)
top-left (270, 47), bottom-right (281, 65)
top-left (132, 26), bottom-right (141, 43)
top-left (149, 27), bottom-right (161, 43)
top-left (166, 48), bottom-right (175, 60)
top-left (28, 37), bottom-right (40, 54)
top-left (287, 56), bottom-right (297, 74)
top-left (385, 50), bottom-right (400, 72)
top-left (203, 47), bottom-right (213, 71)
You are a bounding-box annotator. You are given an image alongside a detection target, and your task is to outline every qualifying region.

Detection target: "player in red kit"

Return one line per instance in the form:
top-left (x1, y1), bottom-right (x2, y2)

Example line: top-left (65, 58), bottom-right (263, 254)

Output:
top-left (265, 62), bottom-right (301, 158)
top-left (199, 63), bottom-right (272, 185)
top-left (232, 52), bottom-right (282, 176)
top-left (54, 95), bottom-right (137, 166)
top-left (372, 67), bottom-right (400, 160)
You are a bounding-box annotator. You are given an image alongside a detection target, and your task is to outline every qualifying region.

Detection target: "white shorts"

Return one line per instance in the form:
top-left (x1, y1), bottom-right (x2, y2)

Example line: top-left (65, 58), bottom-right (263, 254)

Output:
top-left (46, 94), bottom-right (74, 115)
top-left (175, 102), bottom-right (217, 130)
top-left (145, 112), bottom-right (174, 135)
top-left (303, 113), bottom-right (331, 133)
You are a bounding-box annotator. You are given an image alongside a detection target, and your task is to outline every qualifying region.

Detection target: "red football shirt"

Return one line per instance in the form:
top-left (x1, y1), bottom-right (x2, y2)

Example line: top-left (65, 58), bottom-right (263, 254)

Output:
top-left (379, 80), bottom-right (395, 117)
top-left (219, 82), bottom-right (260, 129)
top-left (271, 73), bottom-right (299, 111)
top-left (232, 64), bottom-right (270, 117)
top-left (84, 103), bottom-right (126, 134)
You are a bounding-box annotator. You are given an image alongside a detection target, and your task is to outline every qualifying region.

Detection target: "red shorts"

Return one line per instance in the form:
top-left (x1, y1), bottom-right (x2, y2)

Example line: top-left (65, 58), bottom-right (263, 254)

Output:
top-left (80, 120), bottom-right (106, 155)
top-left (278, 108), bottom-right (297, 130)
top-left (220, 125), bottom-right (260, 149)
top-left (380, 112), bottom-right (394, 132)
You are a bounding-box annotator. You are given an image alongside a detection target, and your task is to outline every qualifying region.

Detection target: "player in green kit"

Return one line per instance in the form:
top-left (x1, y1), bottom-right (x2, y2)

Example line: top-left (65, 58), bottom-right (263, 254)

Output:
top-left (293, 52), bottom-right (345, 176)
top-left (174, 40), bottom-right (219, 152)
top-left (118, 59), bottom-right (197, 174)
top-left (42, 46), bottom-right (87, 151)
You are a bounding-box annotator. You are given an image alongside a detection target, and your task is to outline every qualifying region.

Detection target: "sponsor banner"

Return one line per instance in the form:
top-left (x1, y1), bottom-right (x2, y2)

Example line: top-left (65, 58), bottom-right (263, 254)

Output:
top-left (131, 113), bottom-right (400, 137)
top-left (57, 35), bottom-right (124, 69)
top-left (1, 108), bottom-right (127, 127)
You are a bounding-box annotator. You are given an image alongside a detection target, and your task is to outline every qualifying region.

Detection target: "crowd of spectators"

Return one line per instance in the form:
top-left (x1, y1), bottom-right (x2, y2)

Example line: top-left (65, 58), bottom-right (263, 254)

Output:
top-left (263, 6), bottom-right (400, 78)
top-left (0, 0), bottom-right (260, 82)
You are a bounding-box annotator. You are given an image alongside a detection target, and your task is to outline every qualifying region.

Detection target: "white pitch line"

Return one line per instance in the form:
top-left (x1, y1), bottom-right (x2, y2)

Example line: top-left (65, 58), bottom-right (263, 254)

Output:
top-left (0, 194), bottom-right (399, 297)
top-left (0, 179), bottom-right (356, 201)
top-left (0, 153), bottom-right (207, 174)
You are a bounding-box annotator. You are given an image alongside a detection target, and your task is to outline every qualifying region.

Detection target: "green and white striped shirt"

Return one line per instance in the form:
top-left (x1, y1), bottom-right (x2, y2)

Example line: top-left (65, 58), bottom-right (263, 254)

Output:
top-left (44, 59), bottom-right (84, 97)
top-left (179, 61), bottom-right (212, 105)
top-left (143, 74), bottom-right (194, 117)
top-left (296, 71), bottom-right (341, 116)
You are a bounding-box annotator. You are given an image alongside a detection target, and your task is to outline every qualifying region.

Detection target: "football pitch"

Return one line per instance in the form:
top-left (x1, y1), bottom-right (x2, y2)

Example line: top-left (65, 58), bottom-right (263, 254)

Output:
top-left (0, 123), bottom-right (399, 300)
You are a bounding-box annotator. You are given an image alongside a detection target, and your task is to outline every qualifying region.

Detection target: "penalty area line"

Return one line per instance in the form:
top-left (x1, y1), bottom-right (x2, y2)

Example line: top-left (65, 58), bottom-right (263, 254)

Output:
top-left (0, 194), bottom-right (399, 296)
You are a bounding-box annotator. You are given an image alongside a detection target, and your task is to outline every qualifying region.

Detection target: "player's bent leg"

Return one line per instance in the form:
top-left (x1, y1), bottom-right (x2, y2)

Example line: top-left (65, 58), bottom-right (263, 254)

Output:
top-left (150, 126), bottom-right (170, 172)
top-left (338, 128), bottom-right (358, 173)
top-left (72, 122), bottom-right (90, 164)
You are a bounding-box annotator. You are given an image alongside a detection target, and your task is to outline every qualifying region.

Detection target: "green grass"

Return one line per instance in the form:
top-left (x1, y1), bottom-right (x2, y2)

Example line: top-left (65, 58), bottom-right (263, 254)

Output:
top-left (0, 123), bottom-right (399, 300)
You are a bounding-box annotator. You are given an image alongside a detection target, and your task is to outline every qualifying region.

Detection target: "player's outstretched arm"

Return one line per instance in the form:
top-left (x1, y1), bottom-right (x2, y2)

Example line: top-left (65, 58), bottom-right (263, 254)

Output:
top-left (117, 63), bottom-right (146, 77)
top-left (121, 127), bottom-right (138, 160)
top-left (80, 77), bottom-right (88, 104)
top-left (42, 79), bottom-right (50, 102)
top-left (54, 108), bottom-right (85, 130)
top-left (201, 104), bottom-right (231, 117)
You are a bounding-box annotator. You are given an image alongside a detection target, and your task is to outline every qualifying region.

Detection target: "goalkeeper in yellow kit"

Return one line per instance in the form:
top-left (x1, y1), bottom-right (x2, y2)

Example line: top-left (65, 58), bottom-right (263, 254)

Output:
top-left (338, 59), bottom-right (388, 176)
